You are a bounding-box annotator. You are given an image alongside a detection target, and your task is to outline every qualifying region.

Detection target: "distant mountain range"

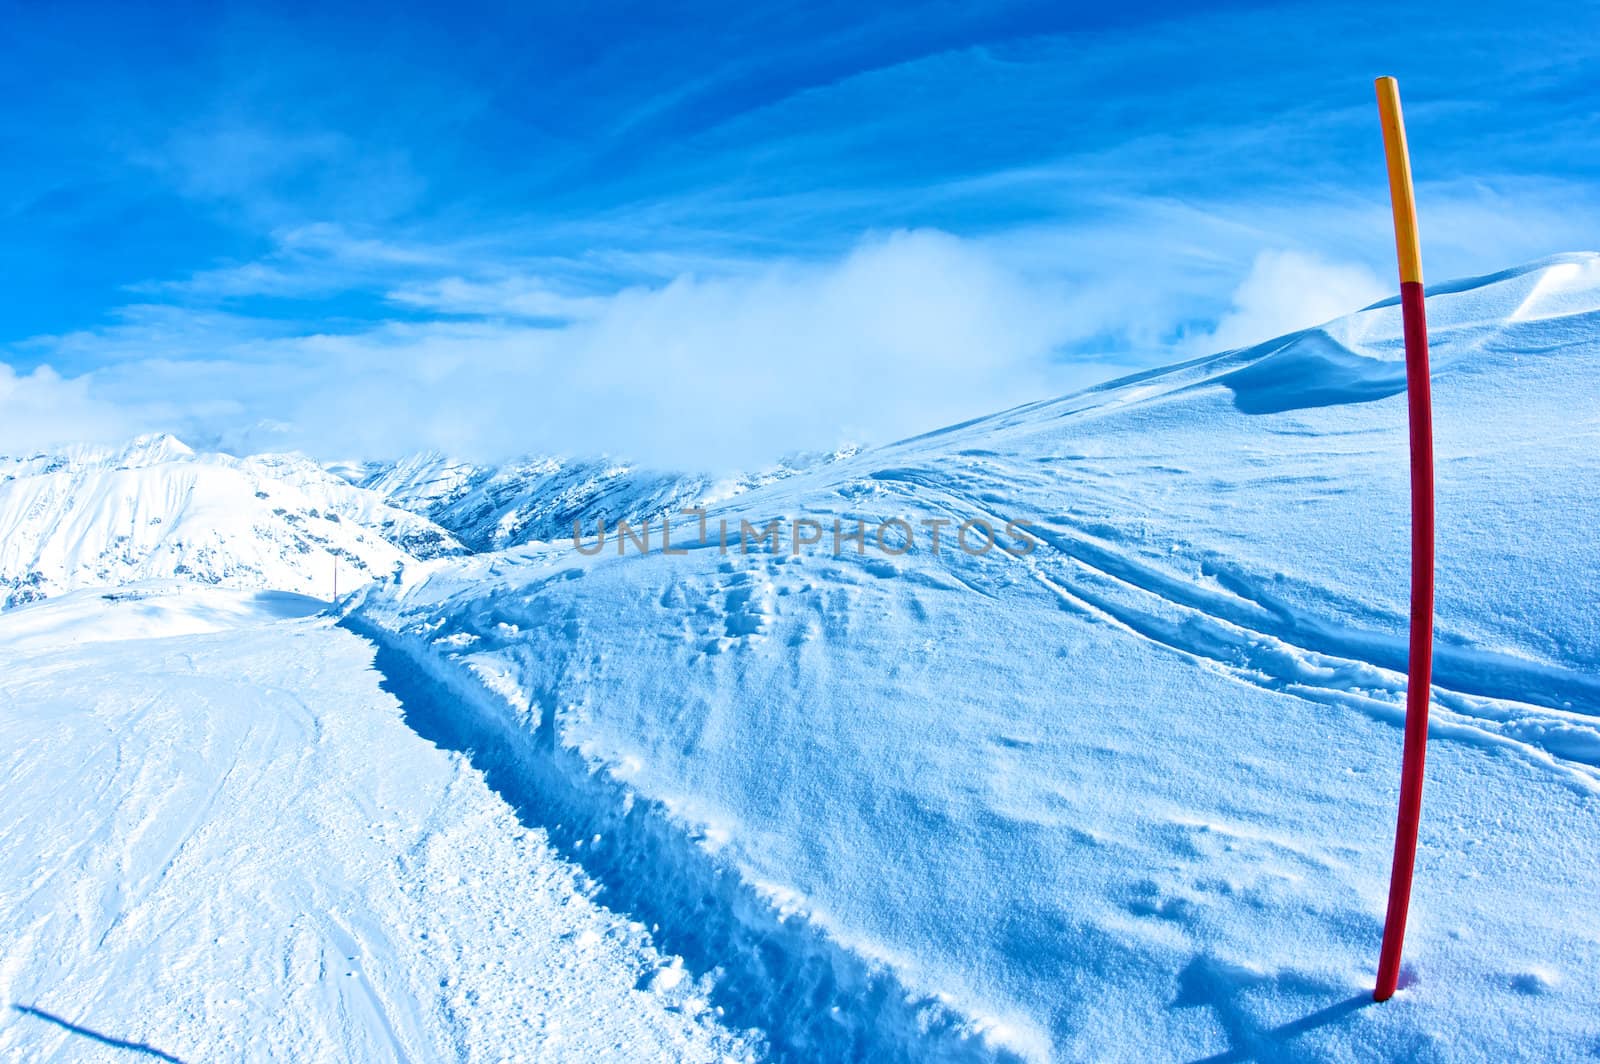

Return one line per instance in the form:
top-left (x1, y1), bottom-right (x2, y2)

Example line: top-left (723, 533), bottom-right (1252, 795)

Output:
top-left (341, 448), bottom-right (857, 553)
top-left (0, 430), bottom-right (855, 608)
top-left (0, 434), bottom-right (459, 608)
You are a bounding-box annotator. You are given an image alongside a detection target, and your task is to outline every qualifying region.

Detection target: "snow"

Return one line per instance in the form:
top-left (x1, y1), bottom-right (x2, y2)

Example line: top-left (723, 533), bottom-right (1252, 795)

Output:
top-left (0, 585), bottom-right (757, 1062)
top-left (349, 447), bottom-right (859, 553)
top-left (0, 435), bottom-right (462, 608)
top-left (0, 581), bottom-right (325, 652)
top-left (348, 451), bottom-right (709, 553)
top-left (345, 254), bottom-right (1600, 1060)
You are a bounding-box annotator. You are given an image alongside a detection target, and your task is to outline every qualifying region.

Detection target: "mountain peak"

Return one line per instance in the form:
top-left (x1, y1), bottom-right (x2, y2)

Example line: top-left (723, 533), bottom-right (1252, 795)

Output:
top-left (117, 432), bottom-right (196, 466)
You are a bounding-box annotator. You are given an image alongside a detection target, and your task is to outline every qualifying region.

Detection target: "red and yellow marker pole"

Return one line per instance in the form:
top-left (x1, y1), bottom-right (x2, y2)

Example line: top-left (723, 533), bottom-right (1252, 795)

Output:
top-left (1373, 75), bottom-right (1436, 1003)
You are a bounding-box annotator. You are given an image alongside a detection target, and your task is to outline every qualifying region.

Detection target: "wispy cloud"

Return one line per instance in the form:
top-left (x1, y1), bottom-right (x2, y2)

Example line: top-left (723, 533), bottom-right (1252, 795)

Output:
top-left (386, 277), bottom-right (611, 321)
top-left (130, 224), bottom-right (463, 301)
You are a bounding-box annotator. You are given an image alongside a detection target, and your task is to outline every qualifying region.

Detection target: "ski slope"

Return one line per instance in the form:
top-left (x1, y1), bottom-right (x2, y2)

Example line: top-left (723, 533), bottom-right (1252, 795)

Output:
top-left (0, 586), bottom-right (757, 1062)
top-left (348, 254), bottom-right (1600, 1061)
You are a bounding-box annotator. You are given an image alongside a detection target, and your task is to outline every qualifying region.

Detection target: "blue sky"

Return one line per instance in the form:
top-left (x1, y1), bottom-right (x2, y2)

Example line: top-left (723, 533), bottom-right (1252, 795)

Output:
top-left (4, 0), bottom-right (1598, 466)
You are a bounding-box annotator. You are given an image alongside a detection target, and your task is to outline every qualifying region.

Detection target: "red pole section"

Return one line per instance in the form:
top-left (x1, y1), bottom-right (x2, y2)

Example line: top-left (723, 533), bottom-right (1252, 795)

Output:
top-left (1373, 75), bottom-right (1436, 1004)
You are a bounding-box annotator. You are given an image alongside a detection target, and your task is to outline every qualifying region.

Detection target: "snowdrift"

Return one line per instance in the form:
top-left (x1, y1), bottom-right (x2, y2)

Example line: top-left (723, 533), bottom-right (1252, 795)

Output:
top-left (339, 253), bottom-right (1596, 1060)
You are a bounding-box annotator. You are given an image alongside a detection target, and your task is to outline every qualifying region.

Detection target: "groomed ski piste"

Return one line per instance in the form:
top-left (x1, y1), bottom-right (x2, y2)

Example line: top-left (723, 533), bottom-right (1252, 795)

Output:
top-left (2, 254), bottom-right (1598, 1061)
top-left (0, 585), bottom-right (760, 1061)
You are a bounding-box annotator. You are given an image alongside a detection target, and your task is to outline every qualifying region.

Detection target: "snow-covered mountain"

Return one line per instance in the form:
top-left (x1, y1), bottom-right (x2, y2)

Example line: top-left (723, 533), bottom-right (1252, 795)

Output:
top-left (348, 453), bottom-right (711, 553)
top-left (346, 253), bottom-right (1600, 1061)
top-left (0, 434), bottom-right (463, 608)
top-left (0, 424), bottom-right (854, 611)
top-left (349, 448), bottom-right (858, 552)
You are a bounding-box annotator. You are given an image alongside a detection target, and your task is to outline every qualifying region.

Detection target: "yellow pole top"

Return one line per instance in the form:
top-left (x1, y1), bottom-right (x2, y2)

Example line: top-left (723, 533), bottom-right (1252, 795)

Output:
top-left (1376, 77), bottom-right (1423, 286)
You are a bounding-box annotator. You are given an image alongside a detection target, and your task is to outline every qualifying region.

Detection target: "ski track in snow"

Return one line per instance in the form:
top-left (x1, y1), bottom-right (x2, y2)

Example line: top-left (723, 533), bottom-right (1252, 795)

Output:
top-left (873, 464), bottom-right (1600, 788)
top-left (0, 587), bottom-right (759, 1063)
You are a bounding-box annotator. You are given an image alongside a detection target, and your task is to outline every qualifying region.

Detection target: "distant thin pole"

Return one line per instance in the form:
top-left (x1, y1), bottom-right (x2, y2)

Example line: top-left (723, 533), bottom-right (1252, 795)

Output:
top-left (1373, 74), bottom-right (1436, 1003)
top-left (332, 556), bottom-right (338, 602)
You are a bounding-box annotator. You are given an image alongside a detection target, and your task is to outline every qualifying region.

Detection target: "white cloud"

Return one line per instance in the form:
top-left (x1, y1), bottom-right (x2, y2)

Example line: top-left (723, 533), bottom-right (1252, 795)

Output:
top-left (542, 228), bottom-right (1073, 463)
top-left (0, 365), bottom-right (142, 454)
top-left (10, 230), bottom-right (1079, 469)
top-left (1190, 249), bottom-right (1389, 354)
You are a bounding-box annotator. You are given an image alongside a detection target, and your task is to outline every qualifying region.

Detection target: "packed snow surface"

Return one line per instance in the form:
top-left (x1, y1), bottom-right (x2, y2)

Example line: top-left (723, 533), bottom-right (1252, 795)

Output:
top-left (349, 255), bottom-right (1600, 1061)
top-left (0, 586), bottom-right (757, 1062)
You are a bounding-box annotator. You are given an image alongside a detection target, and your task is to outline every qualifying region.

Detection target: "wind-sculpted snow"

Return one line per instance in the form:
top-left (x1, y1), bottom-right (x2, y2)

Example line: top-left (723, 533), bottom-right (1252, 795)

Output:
top-left (0, 434), bottom-right (463, 608)
top-left (352, 254), bottom-right (1600, 1061)
top-left (1220, 329), bottom-right (1410, 414)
